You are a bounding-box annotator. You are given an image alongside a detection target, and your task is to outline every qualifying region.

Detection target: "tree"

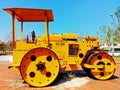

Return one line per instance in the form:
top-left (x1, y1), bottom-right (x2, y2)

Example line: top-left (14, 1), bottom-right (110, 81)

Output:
top-left (0, 32), bottom-right (12, 55)
top-left (0, 42), bottom-right (6, 54)
top-left (97, 25), bottom-right (113, 46)
top-left (4, 33), bottom-right (12, 50)
top-left (106, 27), bottom-right (113, 43)
top-left (115, 7), bottom-right (120, 26)
top-left (113, 7), bottom-right (120, 43)
top-left (4, 32), bottom-right (12, 43)
top-left (97, 7), bottom-right (120, 45)
top-left (97, 25), bottom-right (107, 42)
top-left (97, 25), bottom-right (113, 41)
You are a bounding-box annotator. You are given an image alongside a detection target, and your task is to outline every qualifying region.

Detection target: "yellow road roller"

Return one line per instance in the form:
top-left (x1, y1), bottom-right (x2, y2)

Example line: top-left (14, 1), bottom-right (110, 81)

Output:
top-left (3, 8), bottom-right (117, 87)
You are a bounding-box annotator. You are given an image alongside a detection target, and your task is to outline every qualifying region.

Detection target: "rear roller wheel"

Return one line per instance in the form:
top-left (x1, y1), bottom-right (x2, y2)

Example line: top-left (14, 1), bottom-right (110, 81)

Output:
top-left (20, 48), bottom-right (60, 87)
top-left (83, 52), bottom-right (116, 80)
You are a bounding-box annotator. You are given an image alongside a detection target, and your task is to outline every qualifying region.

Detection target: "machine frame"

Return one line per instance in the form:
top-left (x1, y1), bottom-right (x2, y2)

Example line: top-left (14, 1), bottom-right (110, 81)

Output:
top-left (4, 8), bottom-right (117, 87)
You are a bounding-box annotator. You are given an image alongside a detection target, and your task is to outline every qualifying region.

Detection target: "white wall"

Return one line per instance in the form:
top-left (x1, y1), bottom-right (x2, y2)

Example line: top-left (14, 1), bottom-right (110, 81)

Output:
top-left (0, 55), bottom-right (13, 62)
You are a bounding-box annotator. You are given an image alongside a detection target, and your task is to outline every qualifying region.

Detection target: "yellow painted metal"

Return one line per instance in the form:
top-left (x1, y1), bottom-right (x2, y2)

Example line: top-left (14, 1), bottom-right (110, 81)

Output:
top-left (83, 52), bottom-right (117, 80)
top-left (45, 18), bottom-right (50, 48)
top-left (91, 59), bottom-right (116, 80)
top-left (26, 56), bottom-right (59, 87)
top-left (4, 8), bottom-right (117, 87)
top-left (12, 34), bottom-right (100, 71)
top-left (20, 48), bottom-right (60, 87)
top-left (84, 63), bottom-right (117, 70)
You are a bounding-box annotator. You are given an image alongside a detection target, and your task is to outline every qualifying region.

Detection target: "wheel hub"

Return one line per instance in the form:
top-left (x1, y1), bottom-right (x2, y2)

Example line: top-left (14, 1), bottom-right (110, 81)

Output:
top-left (36, 62), bottom-right (45, 70)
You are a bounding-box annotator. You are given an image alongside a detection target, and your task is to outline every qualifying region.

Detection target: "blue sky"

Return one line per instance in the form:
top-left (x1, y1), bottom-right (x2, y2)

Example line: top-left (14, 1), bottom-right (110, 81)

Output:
top-left (0, 0), bottom-right (119, 41)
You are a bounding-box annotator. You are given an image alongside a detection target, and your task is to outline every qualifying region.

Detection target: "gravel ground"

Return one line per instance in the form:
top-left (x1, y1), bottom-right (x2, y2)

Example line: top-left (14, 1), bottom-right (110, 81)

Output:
top-left (0, 62), bottom-right (120, 90)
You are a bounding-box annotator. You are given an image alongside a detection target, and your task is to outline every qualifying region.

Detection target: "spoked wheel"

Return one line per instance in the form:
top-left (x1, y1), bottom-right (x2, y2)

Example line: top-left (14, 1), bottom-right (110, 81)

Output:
top-left (83, 52), bottom-right (117, 80)
top-left (20, 48), bottom-right (60, 87)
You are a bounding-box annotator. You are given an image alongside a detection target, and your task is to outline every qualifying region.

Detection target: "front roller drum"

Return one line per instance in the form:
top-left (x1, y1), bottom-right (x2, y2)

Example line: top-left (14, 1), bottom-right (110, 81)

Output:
top-left (20, 48), bottom-right (60, 87)
top-left (83, 52), bottom-right (117, 80)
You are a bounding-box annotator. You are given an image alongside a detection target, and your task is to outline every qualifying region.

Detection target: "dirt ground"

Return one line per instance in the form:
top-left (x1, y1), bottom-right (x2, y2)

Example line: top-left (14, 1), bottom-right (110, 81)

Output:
top-left (0, 62), bottom-right (120, 90)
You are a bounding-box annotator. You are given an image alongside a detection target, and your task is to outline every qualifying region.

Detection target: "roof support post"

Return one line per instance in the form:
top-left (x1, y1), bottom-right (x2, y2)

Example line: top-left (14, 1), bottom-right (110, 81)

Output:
top-left (45, 19), bottom-right (50, 48)
top-left (12, 12), bottom-right (16, 49)
top-left (20, 22), bottom-right (23, 41)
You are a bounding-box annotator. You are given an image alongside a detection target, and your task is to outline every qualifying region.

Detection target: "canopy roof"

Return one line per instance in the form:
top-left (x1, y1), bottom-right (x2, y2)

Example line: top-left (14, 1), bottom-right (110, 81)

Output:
top-left (3, 8), bottom-right (54, 22)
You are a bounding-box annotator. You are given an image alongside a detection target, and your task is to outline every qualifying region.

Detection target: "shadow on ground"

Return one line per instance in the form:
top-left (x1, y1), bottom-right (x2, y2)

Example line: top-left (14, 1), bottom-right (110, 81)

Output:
top-left (50, 70), bottom-right (88, 86)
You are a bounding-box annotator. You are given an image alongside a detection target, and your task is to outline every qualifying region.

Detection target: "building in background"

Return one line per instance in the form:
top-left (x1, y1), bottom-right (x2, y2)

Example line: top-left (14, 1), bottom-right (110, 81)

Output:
top-left (100, 42), bottom-right (120, 56)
